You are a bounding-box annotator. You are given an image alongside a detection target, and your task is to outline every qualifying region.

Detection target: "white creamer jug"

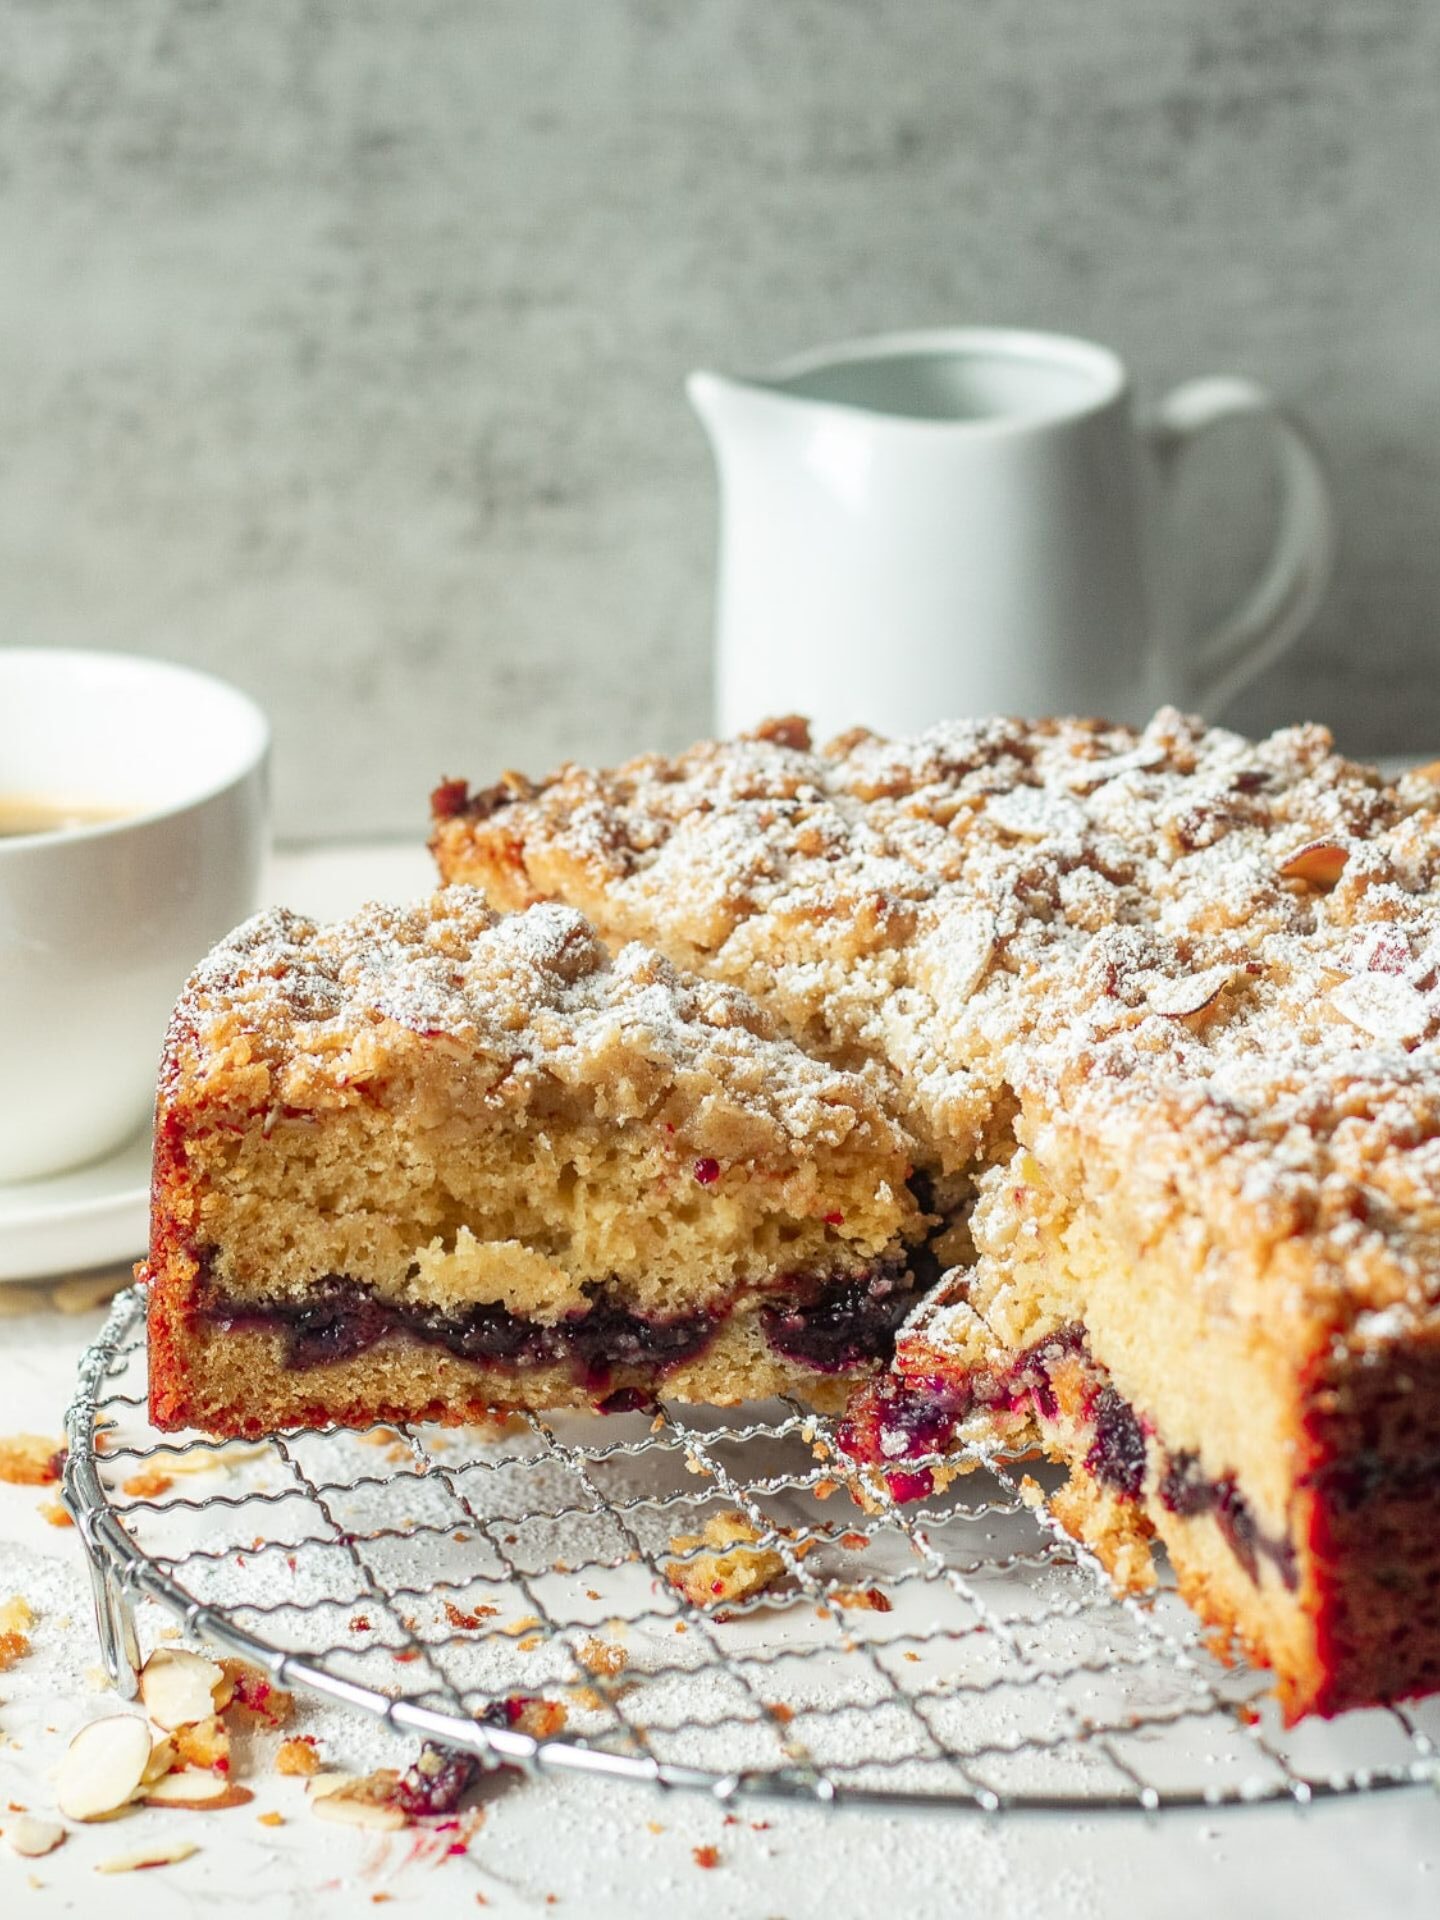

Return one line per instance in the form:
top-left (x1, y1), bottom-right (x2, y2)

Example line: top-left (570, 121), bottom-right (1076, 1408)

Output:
top-left (689, 328), bottom-right (1333, 741)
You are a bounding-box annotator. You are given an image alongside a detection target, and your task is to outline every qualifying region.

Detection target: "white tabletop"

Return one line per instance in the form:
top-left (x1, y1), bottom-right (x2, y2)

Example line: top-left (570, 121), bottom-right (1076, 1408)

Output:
top-left (2, 845), bottom-right (1436, 1918)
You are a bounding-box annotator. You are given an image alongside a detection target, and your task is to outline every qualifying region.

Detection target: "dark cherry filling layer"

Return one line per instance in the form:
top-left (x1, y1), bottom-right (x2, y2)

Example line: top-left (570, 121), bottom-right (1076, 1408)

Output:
top-left (1159, 1451), bottom-right (1298, 1590)
top-left (837, 1323), bottom-right (1088, 1498)
top-left (1086, 1386), bottom-right (1147, 1498)
top-left (204, 1275), bottom-right (720, 1390)
top-left (197, 1255), bottom-right (922, 1392)
top-left (760, 1266), bottom-right (921, 1374)
top-left (839, 1325), bottom-right (1300, 1592)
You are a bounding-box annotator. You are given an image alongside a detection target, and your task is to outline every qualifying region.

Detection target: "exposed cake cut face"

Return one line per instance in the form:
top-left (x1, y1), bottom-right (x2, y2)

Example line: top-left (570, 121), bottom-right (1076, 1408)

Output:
top-left (144, 892), bottom-right (928, 1433)
top-left (195, 1259), bottom-right (920, 1390)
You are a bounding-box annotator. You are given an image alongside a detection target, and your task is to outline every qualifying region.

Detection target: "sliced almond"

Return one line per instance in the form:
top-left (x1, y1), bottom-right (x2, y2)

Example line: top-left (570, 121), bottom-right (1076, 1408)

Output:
top-left (305, 1772), bottom-right (358, 1801)
top-left (144, 1770), bottom-right (253, 1811)
top-left (310, 1794), bottom-right (406, 1832)
top-left (56, 1714), bottom-right (154, 1821)
top-left (1277, 839), bottom-right (1349, 888)
top-left (914, 914), bottom-right (995, 1007)
top-left (1146, 964), bottom-right (1240, 1020)
top-left (140, 1736), bottom-right (176, 1786)
top-left (94, 1837), bottom-right (199, 1873)
top-left (138, 1648), bottom-right (226, 1730)
top-left (1330, 973), bottom-right (1432, 1043)
top-left (5, 1815), bottom-right (65, 1858)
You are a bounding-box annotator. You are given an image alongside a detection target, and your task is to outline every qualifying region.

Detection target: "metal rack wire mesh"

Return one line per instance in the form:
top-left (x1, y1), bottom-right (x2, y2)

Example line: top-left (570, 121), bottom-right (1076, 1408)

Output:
top-left (64, 1288), bottom-right (1439, 1814)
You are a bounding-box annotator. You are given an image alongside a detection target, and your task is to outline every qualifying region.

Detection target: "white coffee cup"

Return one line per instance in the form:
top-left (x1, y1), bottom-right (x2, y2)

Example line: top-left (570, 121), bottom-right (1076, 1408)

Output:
top-left (0, 649), bottom-right (269, 1183)
top-left (689, 327), bottom-right (1334, 742)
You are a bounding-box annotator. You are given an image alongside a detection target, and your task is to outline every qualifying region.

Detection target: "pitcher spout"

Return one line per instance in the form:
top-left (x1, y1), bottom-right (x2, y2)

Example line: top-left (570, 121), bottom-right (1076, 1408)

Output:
top-left (686, 367), bottom-right (799, 461)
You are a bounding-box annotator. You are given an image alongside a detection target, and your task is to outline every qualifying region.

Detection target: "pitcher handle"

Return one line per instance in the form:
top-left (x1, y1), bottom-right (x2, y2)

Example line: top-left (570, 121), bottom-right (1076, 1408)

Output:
top-left (1144, 376), bottom-right (1335, 715)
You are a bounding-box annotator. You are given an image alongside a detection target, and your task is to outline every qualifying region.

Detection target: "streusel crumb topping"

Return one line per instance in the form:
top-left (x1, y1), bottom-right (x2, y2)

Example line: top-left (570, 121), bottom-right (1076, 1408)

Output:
top-left (162, 889), bottom-right (904, 1162)
top-left (433, 711), bottom-right (1440, 1341)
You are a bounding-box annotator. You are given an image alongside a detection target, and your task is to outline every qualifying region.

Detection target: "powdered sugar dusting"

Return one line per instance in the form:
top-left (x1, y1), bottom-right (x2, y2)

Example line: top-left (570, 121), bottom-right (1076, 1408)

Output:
top-left (163, 889), bottom-right (904, 1158)
top-left (435, 708), bottom-right (1440, 1342)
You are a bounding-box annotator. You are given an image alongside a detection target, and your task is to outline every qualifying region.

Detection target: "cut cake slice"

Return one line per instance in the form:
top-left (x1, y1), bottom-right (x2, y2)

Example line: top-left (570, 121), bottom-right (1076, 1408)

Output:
top-left (144, 890), bottom-right (928, 1435)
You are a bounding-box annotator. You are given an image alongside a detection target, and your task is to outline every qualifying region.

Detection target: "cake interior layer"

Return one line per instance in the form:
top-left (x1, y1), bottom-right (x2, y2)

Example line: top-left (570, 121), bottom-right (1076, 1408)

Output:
top-left (945, 1134), bottom-right (1343, 1533)
top-left (148, 1272), bottom-right (862, 1435)
top-left (181, 1104), bottom-right (912, 1320)
top-left (192, 1253), bottom-right (923, 1381)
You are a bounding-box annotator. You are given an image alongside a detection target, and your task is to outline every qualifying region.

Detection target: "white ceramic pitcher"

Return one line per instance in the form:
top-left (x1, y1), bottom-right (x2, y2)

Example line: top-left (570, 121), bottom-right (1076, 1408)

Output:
top-left (689, 328), bottom-right (1334, 742)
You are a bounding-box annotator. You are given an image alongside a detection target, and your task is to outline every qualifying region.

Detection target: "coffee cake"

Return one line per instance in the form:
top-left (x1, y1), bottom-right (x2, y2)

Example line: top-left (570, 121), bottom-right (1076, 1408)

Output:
top-left (432, 709), bottom-right (1440, 1719)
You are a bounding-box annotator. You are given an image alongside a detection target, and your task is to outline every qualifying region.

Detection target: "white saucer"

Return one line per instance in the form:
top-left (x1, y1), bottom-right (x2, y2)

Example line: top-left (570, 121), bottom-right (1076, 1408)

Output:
top-left (0, 1125), bottom-right (151, 1283)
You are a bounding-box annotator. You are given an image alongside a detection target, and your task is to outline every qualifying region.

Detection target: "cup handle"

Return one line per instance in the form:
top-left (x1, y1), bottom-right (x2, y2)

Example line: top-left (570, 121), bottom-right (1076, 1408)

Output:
top-left (1144, 376), bottom-right (1335, 715)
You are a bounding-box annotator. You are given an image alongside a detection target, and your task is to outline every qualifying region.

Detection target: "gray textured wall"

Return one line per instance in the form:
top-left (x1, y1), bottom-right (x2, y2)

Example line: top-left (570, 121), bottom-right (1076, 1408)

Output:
top-left (2, 0), bottom-right (1437, 840)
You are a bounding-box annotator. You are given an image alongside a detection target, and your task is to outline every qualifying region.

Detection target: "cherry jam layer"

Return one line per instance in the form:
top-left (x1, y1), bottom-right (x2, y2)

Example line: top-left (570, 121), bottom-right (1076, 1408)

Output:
top-left (760, 1262), bottom-right (922, 1374)
top-left (196, 1257), bottom-right (921, 1391)
top-left (839, 1326), bottom-right (1299, 1592)
top-left (1158, 1451), bottom-right (1297, 1589)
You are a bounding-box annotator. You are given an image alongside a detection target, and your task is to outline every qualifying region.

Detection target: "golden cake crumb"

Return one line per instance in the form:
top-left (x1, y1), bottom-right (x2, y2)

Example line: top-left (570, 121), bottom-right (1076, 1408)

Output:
top-left (0, 1596), bottom-right (35, 1672)
top-left (0, 1437), bottom-right (62, 1486)
top-left (512, 1698), bottom-right (568, 1740)
top-left (665, 1511), bottom-right (787, 1608)
top-left (576, 1636), bottom-right (627, 1679)
top-left (830, 1587), bottom-right (893, 1613)
top-left (275, 1737), bottom-right (322, 1777)
top-left (121, 1467), bottom-right (175, 1500)
top-left (443, 1600), bottom-right (499, 1632)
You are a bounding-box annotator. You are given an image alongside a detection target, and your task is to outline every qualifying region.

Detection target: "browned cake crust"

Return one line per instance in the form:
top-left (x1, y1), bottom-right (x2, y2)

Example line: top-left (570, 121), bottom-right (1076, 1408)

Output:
top-left (144, 891), bottom-right (926, 1436)
top-left (432, 710), bottom-right (1440, 1720)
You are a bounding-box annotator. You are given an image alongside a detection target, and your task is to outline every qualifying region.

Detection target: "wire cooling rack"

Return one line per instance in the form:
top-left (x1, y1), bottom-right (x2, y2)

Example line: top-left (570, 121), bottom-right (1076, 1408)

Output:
top-left (64, 1288), bottom-right (1439, 1816)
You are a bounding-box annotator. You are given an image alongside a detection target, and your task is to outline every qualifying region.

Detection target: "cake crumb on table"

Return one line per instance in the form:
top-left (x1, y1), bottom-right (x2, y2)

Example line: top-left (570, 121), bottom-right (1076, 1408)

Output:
top-left (0, 1436), bottom-right (63, 1486)
top-left (576, 1636), bottom-right (627, 1678)
top-left (0, 1596), bottom-right (35, 1671)
top-left (275, 1737), bottom-right (322, 1777)
top-left (664, 1512), bottom-right (786, 1608)
top-left (830, 1587), bottom-right (892, 1613)
top-left (443, 1600), bottom-right (499, 1631)
top-left (121, 1467), bottom-right (175, 1499)
top-left (94, 1838), bottom-right (199, 1873)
